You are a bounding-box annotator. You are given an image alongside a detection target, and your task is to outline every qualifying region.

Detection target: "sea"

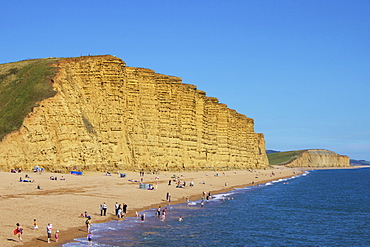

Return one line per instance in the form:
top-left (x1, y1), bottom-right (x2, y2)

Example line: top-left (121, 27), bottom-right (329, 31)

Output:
top-left (64, 168), bottom-right (370, 246)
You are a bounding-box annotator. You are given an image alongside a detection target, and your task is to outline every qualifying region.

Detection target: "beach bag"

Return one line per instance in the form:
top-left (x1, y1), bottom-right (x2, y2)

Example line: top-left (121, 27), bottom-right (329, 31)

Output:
top-left (13, 229), bottom-right (18, 235)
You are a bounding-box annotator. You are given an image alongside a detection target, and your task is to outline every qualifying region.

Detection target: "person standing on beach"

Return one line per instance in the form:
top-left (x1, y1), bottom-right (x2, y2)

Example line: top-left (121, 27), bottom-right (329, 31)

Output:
top-left (55, 230), bottom-right (59, 242)
top-left (33, 219), bottom-right (38, 230)
top-left (15, 223), bottom-right (23, 242)
top-left (117, 204), bottom-right (122, 219)
top-left (166, 192), bottom-right (170, 201)
top-left (156, 206), bottom-right (161, 217)
top-left (102, 202), bottom-right (107, 216)
top-left (99, 204), bottom-right (103, 216)
top-left (46, 223), bottom-right (52, 243)
top-left (85, 217), bottom-right (91, 231)
top-left (122, 203), bottom-right (127, 217)
top-left (168, 194), bottom-right (172, 203)
top-left (115, 202), bottom-right (119, 215)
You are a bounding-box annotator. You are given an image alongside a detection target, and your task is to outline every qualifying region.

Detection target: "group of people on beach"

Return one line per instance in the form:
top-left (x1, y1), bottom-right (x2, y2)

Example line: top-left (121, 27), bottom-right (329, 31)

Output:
top-left (98, 202), bottom-right (128, 218)
top-left (156, 206), bottom-right (168, 221)
top-left (19, 174), bottom-right (35, 183)
top-left (167, 174), bottom-right (194, 188)
top-left (13, 221), bottom-right (59, 244)
top-left (99, 202), bottom-right (108, 216)
top-left (82, 213), bottom-right (93, 245)
top-left (81, 202), bottom-right (130, 244)
top-left (10, 168), bottom-right (22, 173)
top-left (115, 202), bottom-right (128, 218)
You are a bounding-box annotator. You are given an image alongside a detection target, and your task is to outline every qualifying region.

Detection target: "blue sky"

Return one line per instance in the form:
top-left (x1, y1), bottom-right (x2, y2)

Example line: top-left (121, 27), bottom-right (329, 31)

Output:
top-left (1, 0), bottom-right (369, 160)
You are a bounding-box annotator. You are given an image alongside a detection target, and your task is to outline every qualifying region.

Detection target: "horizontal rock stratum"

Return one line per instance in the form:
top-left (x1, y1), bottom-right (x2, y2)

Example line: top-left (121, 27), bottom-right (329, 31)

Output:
top-left (0, 55), bottom-right (269, 172)
top-left (268, 149), bottom-right (350, 168)
top-left (285, 149), bottom-right (350, 168)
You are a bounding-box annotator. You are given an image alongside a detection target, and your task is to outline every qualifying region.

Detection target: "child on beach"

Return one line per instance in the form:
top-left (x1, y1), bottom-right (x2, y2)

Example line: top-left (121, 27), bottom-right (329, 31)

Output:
top-left (86, 217), bottom-right (92, 231)
top-left (33, 219), bottom-right (38, 229)
top-left (87, 231), bottom-right (92, 246)
top-left (55, 230), bottom-right (59, 242)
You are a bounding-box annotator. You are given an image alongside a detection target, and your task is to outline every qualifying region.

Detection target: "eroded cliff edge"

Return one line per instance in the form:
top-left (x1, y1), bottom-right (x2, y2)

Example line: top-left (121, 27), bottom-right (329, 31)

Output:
top-left (0, 55), bottom-right (268, 171)
top-left (268, 149), bottom-right (350, 168)
top-left (287, 149), bottom-right (349, 167)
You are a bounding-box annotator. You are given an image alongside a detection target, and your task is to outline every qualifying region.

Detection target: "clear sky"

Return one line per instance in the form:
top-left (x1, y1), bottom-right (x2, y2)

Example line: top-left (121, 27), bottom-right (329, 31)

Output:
top-left (1, 0), bottom-right (369, 160)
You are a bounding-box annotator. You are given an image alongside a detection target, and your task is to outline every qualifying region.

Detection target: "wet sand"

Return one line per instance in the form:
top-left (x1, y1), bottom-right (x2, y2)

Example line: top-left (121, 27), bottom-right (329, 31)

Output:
top-left (0, 166), bottom-right (312, 246)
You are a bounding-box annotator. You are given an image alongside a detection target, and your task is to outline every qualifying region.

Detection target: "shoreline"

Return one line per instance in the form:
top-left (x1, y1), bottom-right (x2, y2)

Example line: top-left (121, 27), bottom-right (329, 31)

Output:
top-left (60, 165), bottom-right (370, 246)
top-left (26, 167), bottom-right (306, 246)
top-left (2, 165), bottom-right (367, 246)
top-left (56, 175), bottom-right (303, 247)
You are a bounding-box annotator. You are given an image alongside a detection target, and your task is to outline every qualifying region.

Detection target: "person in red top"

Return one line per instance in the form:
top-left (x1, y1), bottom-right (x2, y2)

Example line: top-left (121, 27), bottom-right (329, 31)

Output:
top-left (15, 223), bottom-right (23, 242)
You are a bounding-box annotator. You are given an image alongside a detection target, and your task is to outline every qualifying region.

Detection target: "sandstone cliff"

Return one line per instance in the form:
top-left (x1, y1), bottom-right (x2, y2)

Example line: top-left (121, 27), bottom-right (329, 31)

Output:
top-left (0, 55), bottom-right (268, 172)
top-left (284, 149), bottom-right (350, 168)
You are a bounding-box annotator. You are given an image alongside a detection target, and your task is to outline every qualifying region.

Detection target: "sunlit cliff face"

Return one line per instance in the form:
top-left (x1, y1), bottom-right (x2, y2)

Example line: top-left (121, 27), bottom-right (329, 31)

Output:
top-left (0, 55), bottom-right (268, 172)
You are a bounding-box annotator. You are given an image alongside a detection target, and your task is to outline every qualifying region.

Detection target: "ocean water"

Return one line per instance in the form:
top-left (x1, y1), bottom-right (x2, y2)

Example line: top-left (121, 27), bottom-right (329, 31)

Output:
top-left (64, 168), bottom-right (370, 246)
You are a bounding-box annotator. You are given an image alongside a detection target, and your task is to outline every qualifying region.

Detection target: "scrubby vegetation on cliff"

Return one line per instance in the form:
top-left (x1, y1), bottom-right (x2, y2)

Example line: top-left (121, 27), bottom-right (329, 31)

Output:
top-left (268, 149), bottom-right (350, 167)
top-left (0, 58), bottom-right (59, 141)
top-left (267, 150), bottom-right (304, 165)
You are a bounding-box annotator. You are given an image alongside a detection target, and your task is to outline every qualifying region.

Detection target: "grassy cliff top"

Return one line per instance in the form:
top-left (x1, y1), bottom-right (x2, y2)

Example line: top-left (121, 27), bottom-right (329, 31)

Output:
top-left (0, 58), bottom-right (60, 141)
top-left (267, 150), bottom-right (304, 166)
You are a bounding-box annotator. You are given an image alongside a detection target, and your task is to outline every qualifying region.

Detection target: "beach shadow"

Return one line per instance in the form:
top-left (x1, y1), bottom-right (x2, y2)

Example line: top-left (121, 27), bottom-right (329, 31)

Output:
top-left (6, 238), bottom-right (18, 242)
top-left (78, 228), bottom-right (87, 232)
top-left (36, 238), bottom-right (48, 243)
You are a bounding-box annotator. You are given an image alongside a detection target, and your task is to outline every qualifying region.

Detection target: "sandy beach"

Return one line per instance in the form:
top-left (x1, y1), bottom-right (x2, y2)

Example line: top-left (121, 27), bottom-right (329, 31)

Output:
top-left (0, 166), bottom-right (310, 246)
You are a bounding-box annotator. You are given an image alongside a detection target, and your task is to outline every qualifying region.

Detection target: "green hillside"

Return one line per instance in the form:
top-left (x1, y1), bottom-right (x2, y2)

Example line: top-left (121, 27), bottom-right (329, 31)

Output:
top-left (267, 150), bottom-right (304, 166)
top-left (0, 58), bottom-right (60, 141)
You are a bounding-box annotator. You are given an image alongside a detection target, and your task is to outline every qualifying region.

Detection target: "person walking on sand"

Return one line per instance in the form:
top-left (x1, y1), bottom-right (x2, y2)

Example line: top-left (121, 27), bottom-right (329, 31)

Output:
top-left (87, 231), bottom-right (92, 246)
top-left (14, 223), bottom-right (23, 242)
top-left (46, 223), bottom-right (52, 243)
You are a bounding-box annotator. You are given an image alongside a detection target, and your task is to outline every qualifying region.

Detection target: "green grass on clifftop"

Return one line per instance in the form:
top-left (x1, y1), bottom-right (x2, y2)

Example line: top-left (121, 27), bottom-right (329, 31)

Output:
top-left (0, 58), bottom-right (60, 141)
top-left (267, 150), bottom-right (304, 166)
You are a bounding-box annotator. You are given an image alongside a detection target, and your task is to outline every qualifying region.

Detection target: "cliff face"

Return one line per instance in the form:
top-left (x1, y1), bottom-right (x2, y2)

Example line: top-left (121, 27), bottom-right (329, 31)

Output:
top-left (0, 55), bottom-right (268, 172)
top-left (285, 149), bottom-right (350, 168)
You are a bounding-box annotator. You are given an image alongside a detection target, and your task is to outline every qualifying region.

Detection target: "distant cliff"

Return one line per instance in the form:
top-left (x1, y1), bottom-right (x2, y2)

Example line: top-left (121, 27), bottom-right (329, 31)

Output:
top-left (0, 55), bottom-right (268, 172)
top-left (350, 159), bottom-right (370, 166)
top-left (268, 149), bottom-right (350, 168)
